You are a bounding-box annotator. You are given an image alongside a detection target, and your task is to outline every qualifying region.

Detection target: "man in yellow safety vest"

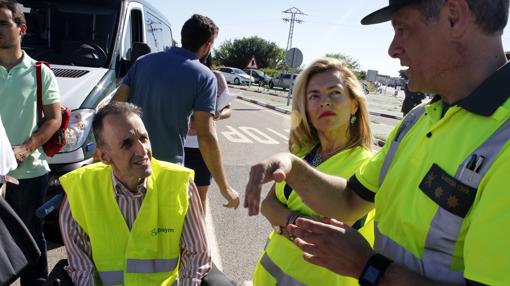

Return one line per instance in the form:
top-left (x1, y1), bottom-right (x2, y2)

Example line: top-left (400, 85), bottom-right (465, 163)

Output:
top-left (59, 102), bottom-right (211, 286)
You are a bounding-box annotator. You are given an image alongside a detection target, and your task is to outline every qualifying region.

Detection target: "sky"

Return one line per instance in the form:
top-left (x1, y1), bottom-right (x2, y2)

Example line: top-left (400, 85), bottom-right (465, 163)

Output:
top-left (150, 0), bottom-right (510, 77)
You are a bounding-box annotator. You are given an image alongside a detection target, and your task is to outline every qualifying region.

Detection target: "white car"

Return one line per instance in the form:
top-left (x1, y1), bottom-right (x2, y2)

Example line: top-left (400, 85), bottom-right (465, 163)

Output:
top-left (217, 67), bottom-right (254, 85)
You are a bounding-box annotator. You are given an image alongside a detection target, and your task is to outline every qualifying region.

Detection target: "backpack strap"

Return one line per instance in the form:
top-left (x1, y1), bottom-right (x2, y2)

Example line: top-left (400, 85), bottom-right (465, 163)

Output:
top-left (379, 106), bottom-right (426, 187)
top-left (35, 61), bottom-right (50, 125)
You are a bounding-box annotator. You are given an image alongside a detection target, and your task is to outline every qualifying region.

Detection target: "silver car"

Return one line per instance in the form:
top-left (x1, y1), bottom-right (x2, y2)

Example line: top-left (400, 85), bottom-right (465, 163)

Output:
top-left (268, 73), bottom-right (297, 90)
top-left (217, 67), bottom-right (254, 85)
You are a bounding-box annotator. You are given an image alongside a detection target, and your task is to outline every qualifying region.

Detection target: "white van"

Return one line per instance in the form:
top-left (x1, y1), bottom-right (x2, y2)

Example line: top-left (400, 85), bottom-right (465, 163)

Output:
top-left (19, 0), bottom-right (175, 242)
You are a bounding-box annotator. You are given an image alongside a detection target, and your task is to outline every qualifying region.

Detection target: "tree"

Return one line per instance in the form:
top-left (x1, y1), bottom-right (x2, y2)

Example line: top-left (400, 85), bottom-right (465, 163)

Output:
top-left (399, 69), bottom-right (408, 80)
top-left (325, 53), bottom-right (365, 80)
top-left (214, 36), bottom-right (284, 69)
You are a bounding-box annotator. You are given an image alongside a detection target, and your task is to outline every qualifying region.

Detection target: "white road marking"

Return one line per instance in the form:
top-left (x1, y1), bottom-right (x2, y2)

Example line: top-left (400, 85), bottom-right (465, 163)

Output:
top-left (205, 200), bottom-right (223, 270)
top-left (221, 125), bottom-right (254, 143)
top-left (266, 128), bottom-right (288, 140)
top-left (239, 127), bottom-right (279, 145)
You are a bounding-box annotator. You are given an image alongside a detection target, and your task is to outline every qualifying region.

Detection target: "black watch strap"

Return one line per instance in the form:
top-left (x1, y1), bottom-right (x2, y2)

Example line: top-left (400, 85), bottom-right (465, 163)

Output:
top-left (358, 253), bottom-right (393, 286)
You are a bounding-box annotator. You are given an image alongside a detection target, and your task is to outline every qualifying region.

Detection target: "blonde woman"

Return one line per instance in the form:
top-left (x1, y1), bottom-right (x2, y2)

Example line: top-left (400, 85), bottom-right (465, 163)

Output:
top-left (253, 58), bottom-right (375, 286)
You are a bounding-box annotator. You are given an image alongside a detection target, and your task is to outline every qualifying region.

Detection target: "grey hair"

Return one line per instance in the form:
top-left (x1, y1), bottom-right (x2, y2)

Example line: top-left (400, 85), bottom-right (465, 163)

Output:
top-left (417, 0), bottom-right (509, 34)
top-left (92, 102), bottom-right (143, 147)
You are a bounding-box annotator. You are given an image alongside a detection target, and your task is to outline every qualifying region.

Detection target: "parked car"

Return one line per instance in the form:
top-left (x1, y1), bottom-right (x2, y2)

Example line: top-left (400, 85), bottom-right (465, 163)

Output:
top-left (20, 0), bottom-right (174, 244)
top-left (218, 67), bottom-right (254, 85)
top-left (269, 73), bottom-right (297, 90)
top-left (243, 69), bottom-right (271, 86)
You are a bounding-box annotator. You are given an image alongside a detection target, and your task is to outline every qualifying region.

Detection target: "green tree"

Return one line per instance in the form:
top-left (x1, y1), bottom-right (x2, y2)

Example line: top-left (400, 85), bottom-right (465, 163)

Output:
top-left (214, 36), bottom-right (284, 69)
top-left (325, 53), bottom-right (365, 79)
top-left (399, 69), bottom-right (408, 80)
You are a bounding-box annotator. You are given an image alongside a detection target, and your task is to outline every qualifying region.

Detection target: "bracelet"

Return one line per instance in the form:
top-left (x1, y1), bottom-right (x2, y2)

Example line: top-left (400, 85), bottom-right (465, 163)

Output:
top-left (358, 253), bottom-right (393, 286)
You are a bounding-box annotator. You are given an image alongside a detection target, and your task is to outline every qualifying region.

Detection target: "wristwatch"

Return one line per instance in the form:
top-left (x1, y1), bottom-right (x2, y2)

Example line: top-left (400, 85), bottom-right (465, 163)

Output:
top-left (358, 253), bottom-right (393, 286)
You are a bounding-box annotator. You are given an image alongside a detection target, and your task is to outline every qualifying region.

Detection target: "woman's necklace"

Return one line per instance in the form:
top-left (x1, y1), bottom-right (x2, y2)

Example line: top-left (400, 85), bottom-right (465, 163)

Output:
top-left (312, 145), bottom-right (346, 166)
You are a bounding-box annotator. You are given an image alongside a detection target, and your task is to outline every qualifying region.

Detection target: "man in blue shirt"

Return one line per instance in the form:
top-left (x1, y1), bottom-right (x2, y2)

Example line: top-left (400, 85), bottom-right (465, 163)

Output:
top-left (114, 14), bottom-right (239, 209)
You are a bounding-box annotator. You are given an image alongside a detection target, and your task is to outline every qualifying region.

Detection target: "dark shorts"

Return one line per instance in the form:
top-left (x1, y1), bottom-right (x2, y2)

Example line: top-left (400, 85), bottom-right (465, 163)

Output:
top-left (184, 147), bottom-right (212, 187)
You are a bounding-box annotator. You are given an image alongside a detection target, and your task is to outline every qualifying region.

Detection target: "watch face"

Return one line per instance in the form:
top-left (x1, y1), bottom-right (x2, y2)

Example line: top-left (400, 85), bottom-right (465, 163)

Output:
top-left (363, 266), bottom-right (379, 283)
top-left (273, 225), bottom-right (282, 234)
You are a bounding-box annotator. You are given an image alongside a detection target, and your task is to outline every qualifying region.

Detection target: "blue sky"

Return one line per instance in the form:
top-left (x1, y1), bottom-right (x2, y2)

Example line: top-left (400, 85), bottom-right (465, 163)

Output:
top-left (151, 0), bottom-right (510, 77)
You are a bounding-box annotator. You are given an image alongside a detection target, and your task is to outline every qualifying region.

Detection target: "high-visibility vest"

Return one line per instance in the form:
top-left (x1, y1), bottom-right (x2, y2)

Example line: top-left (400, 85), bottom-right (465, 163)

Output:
top-left (253, 146), bottom-right (375, 286)
top-left (376, 106), bottom-right (510, 283)
top-left (60, 159), bottom-right (192, 286)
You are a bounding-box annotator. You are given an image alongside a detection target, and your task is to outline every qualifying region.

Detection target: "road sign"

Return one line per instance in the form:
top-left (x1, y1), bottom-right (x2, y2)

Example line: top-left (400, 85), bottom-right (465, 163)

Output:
top-left (245, 55), bottom-right (258, 69)
top-left (285, 48), bottom-right (303, 68)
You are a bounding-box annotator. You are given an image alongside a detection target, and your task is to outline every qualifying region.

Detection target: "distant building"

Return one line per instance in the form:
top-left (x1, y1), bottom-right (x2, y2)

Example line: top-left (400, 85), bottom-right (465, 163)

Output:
top-left (367, 70), bottom-right (405, 87)
top-left (376, 74), bottom-right (391, 85)
top-left (367, 69), bottom-right (378, 82)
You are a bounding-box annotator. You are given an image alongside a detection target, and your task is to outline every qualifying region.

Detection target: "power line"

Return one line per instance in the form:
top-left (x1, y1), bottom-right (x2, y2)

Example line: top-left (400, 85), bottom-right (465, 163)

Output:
top-left (282, 7), bottom-right (305, 53)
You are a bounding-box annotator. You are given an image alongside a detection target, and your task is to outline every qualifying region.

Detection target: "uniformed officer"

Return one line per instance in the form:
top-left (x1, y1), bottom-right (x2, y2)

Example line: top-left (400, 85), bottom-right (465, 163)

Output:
top-left (244, 0), bottom-right (510, 285)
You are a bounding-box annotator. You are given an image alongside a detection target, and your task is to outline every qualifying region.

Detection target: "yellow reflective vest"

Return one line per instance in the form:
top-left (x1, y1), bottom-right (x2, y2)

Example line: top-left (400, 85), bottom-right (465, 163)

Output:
top-left (253, 146), bottom-right (375, 286)
top-left (60, 159), bottom-right (192, 286)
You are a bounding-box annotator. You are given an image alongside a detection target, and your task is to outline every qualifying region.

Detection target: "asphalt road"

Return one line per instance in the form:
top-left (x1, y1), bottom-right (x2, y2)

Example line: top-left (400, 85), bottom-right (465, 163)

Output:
top-left (208, 99), bottom-right (290, 284)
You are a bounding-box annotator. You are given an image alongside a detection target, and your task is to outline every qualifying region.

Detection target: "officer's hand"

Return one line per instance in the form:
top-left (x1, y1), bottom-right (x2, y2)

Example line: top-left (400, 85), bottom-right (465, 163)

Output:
top-left (221, 185), bottom-right (240, 209)
top-left (288, 217), bottom-right (374, 279)
top-left (244, 153), bottom-right (294, 216)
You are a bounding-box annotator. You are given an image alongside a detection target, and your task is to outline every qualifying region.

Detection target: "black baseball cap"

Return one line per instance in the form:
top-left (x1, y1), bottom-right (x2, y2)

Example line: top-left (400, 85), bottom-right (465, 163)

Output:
top-left (361, 0), bottom-right (420, 25)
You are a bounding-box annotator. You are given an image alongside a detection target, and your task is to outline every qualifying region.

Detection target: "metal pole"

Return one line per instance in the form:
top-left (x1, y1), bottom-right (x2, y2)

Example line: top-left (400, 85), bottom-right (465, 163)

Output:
top-left (282, 7), bottom-right (304, 106)
top-left (287, 67), bottom-right (295, 106)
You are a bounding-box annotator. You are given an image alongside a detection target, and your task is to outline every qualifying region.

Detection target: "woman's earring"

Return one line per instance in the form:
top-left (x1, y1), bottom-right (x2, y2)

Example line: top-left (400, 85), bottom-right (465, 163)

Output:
top-left (350, 114), bottom-right (357, 125)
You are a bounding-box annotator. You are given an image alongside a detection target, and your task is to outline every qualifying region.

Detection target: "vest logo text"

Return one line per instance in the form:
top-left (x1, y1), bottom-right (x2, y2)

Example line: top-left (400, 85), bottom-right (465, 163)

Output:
top-left (151, 227), bottom-right (175, 236)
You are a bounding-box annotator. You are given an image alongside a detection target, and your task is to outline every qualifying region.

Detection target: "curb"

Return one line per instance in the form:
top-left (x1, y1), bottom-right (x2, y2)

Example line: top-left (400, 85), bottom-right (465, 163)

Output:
top-left (236, 95), bottom-right (291, 114)
top-left (369, 112), bottom-right (402, 120)
top-left (230, 84), bottom-right (283, 98)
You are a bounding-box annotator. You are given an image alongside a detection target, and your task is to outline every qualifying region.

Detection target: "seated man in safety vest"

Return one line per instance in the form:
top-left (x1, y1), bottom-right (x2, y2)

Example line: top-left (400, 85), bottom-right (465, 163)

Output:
top-left (59, 101), bottom-right (211, 286)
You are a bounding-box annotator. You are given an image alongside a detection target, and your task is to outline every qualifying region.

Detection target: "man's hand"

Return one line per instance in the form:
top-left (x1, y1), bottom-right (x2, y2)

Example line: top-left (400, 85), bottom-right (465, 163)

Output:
top-left (244, 153), bottom-right (294, 216)
top-left (12, 144), bottom-right (34, 165)
top-left (288, 217), bottom-right (374, 279)
top-left (0, 183), bottom-right (6, 197)
top-left (220, 185), bottom-right (240, 209)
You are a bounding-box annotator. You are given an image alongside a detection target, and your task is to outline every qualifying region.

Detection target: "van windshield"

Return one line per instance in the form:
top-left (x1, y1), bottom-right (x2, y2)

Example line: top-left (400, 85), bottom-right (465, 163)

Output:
top-left (21, 1), bottom-right (119, 68)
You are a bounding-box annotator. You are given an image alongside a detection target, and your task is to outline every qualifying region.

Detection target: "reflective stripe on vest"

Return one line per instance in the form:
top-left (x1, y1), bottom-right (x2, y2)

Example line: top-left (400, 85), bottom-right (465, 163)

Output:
top-left (126, 258), bottom-right (179, 273)
top-left (260, 253), bottom-right (306, 286)
top-left (379, 106), bottom-right (425, 187)
top-left (99, 271), bottom-right (124, 285)
top-left (99, 258), bottom-right (180, 285)
top-left (374, 222), bottom-right (464, 283)
top-left (377, 108), bottom-right (510, 282)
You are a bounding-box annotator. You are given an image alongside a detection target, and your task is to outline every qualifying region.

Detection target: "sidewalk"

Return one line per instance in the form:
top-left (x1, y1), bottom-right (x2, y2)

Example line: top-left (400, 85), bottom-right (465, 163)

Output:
top-left (229, 84), bottom-right (406, 143)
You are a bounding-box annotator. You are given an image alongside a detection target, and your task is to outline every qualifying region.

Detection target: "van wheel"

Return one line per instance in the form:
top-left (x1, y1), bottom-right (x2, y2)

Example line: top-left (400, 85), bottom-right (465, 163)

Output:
top-left (234, 78), bottom-right (240, 85)
top-left (269, 82), bottom-right (274, 89)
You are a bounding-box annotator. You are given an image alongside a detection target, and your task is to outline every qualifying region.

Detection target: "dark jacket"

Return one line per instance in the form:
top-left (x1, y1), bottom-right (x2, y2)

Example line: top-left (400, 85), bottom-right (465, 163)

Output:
top-left (402, 87), bottom-right (426, 115)
top-left (0, 197), bottom-right (41, 285)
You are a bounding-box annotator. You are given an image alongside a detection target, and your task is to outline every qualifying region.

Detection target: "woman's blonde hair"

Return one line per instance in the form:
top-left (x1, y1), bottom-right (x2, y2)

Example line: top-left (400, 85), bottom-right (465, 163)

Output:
top-left (289, 57), bottom-right (372, 154)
